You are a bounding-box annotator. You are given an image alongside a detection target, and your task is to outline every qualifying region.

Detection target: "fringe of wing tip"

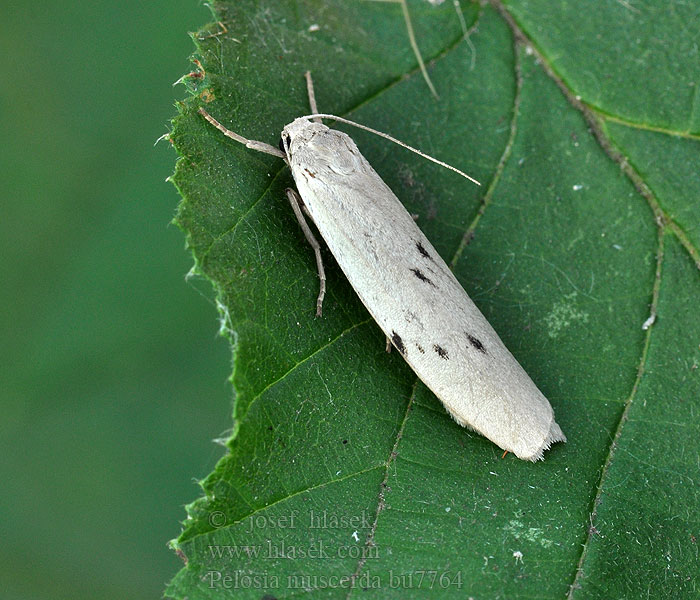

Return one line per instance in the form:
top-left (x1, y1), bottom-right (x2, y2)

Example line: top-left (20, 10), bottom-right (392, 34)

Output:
top-left (525, 417), bottom-right (567, 462)
top-left (368, 312), bottom-right (567, 461)
top-left (441, 396), bottom-right (565, 462)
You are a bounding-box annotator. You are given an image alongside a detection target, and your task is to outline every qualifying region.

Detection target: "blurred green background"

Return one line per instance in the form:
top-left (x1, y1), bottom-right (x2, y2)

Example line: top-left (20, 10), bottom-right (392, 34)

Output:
top-left (0, 2), bottom-right (232, 598)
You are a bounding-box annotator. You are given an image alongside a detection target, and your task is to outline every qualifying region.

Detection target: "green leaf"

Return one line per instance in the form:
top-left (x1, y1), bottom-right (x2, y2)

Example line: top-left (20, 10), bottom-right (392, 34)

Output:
top-left (167, 1), bottom-right (700, 597)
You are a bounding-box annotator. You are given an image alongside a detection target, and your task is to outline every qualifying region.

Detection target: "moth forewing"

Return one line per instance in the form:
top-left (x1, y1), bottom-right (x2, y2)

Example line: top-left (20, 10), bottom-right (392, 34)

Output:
top-left (198, 96), bottom-right (565, 461)
top-left (283, 117), bottom-right (565, 461)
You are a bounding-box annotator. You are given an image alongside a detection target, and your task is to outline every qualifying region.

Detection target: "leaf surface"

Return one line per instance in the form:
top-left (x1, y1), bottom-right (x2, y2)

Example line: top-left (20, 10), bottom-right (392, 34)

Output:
top-left (167, 1), bottom-right (700, 597)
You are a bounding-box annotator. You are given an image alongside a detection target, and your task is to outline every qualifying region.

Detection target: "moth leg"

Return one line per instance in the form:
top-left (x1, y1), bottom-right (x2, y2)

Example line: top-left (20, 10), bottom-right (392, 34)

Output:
top-left (198, 108), bottom-right (284, 158)
top-left (286, 188), bottom-right (326, 317)
top-left (304, 71), bottom-right (322, 124)
top-left (385, 336), bottom-right (392, 353)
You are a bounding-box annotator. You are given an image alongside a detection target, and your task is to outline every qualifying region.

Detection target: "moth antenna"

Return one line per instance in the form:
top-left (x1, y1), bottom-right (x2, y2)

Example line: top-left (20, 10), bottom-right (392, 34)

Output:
top-left (198, 108), bottom-right (285, 158)
top-left (305, 113), bottom-right (480, 186)
top-left (304, 71), bottom-right (322, 124)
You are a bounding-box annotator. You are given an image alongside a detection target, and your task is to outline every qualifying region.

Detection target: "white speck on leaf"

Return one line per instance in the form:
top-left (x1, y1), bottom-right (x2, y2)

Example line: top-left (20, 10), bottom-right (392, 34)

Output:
top-left (504, 520), bottom-right (555, 548)
top-left (544, 292), bottom-right (590, 338)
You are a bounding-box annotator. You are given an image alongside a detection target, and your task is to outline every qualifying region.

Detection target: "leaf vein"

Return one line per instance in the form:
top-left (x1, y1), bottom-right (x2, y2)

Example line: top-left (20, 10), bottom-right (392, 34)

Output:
top-left (566, 228), bottom-right (665, 598)
top-left (238, 318), bottom-right (373, 425)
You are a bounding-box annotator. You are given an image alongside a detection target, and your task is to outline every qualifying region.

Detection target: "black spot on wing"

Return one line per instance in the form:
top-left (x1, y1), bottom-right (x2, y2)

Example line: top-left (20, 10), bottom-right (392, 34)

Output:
top-left (391, 331), bottom-right (406, 355)
top-left (410, 267), bottom-right (437, 287)
top-left (416, 344), bottom-right (425, 354)
top-left (433, 344), bottom-right (449, 359)
top-left (466, 332), bottom-right (486, 354)
top-left (415, 241), bottom-right (434, 262)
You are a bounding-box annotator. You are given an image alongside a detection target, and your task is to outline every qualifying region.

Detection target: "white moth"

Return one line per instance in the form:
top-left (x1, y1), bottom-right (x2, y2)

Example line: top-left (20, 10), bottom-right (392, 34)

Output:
top-left (198, 73), bottom-right (565, 461)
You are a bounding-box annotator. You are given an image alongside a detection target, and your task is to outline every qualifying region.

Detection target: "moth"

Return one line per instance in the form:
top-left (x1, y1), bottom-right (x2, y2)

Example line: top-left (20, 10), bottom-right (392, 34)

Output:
top-left (198, 73), bottom-right (565, 461)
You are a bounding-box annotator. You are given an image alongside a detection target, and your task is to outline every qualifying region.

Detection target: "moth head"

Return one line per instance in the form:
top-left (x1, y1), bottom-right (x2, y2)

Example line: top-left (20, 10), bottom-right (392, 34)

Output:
top-left (280, 117), bottom-right (330, 159)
